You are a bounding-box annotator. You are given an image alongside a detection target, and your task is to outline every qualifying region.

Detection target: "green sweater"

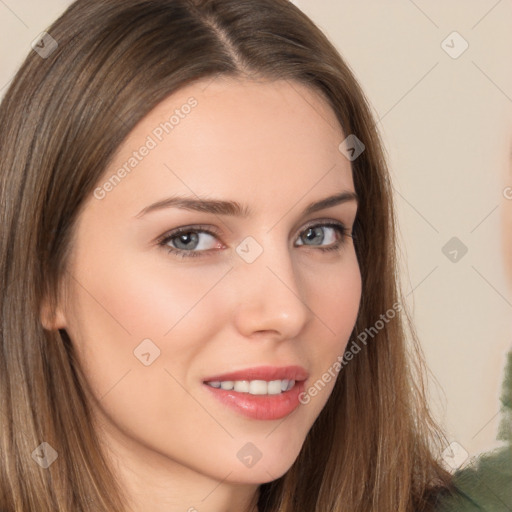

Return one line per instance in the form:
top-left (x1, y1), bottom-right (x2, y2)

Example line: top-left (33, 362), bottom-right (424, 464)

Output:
top-left (435, 351), bottom-right (512, 512)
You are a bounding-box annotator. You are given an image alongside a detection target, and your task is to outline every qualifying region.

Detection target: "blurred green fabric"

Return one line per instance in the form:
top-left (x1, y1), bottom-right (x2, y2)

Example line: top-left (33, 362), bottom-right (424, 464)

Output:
top-left (435, 351), bottom-right (512, 512)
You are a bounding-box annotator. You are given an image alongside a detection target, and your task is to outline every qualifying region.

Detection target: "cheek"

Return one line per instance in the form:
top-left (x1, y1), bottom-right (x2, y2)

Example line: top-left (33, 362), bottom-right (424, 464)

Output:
top-left (73, 245), bottom-right (231, 337)
top-left (306, 249), bottom-right (362, 350)
top-left (62, 253), bottom-right (241, 462)
top-left (63, 244), bottom-right (232, 398)
top-left (296, 250), bottom-right (361, 410)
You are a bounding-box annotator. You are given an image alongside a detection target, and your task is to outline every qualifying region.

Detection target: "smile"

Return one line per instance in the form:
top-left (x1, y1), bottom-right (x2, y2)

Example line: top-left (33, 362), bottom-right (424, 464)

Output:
top-left (205, 379), bottom-right (296, 395)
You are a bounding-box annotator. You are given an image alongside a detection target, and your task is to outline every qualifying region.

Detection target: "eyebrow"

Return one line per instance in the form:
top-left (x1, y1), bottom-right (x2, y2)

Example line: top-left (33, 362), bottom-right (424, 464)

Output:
top-left (135, 191), bottom-right (358, 219)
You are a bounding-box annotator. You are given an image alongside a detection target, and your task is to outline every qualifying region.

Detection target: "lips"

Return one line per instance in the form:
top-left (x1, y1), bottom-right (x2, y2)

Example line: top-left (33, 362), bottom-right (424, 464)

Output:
top-left (202, 365), bottom-right (309, 383)
top-left (202, 366), bottom-right (309, 420)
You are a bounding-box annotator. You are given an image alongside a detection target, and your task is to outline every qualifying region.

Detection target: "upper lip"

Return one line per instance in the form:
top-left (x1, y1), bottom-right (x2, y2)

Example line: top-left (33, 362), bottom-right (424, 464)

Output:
top-left (202, 365), bottom-right (309, 383)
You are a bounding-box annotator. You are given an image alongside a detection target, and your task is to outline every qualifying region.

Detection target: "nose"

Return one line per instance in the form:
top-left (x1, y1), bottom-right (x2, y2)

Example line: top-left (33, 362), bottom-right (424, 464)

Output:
top-left (230, 237), bottom-right (312, 340)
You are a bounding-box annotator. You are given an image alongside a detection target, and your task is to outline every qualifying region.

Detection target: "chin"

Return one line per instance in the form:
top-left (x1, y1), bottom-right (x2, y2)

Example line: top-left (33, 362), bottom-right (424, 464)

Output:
top-left (226, 462), bottom-right (294, 485)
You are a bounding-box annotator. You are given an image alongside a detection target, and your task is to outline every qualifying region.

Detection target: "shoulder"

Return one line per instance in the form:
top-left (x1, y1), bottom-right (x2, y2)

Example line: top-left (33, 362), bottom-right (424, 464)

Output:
top-left (433, 446), bottom-right (512, 512)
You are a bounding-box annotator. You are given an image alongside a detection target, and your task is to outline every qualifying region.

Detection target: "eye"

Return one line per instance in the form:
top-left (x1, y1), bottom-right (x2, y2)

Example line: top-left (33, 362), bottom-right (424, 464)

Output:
top-left (157, 225), bottom-right (221, 259)
top-left (157, 220), bottom-right (353, 259)
top-left (295, 221), bottom-right (352, 253)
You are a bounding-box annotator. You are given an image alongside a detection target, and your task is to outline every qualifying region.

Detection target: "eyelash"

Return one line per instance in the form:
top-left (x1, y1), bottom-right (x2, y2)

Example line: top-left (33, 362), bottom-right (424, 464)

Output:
top-left (156, 221), bottom-right (354, 259)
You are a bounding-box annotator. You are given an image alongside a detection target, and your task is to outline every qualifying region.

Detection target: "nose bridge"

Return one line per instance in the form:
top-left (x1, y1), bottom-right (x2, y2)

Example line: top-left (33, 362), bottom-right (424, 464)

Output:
top-left (230, 232), bottom-right (311, 338)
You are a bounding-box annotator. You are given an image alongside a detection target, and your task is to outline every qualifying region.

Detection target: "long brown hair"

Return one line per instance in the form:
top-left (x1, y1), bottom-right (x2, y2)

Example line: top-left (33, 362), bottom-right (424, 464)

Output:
top-left (0, 0), bottom-right (454, 510)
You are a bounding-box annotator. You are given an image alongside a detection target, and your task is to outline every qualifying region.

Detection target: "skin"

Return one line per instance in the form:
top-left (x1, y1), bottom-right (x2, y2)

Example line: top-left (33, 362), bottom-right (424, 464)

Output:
top-left (42, 77), bottom-right (362, 512)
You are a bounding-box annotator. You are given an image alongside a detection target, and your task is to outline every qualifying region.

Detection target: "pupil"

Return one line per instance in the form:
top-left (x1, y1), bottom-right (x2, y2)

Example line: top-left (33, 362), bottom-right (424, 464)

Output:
top-left (176, 232), bottom-right (198, 249)
top-left (305, 227), bottom-right (324, 245)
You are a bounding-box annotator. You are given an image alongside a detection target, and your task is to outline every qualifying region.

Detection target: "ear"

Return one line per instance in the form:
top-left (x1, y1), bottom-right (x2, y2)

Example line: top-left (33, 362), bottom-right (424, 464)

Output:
top-left (40, 296), bottom-right (67, 331)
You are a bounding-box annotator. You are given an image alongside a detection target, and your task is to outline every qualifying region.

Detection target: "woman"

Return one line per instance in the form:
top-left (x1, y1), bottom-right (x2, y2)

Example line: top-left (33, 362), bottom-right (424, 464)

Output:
top-left (0, 0), bottom-right (459, 510)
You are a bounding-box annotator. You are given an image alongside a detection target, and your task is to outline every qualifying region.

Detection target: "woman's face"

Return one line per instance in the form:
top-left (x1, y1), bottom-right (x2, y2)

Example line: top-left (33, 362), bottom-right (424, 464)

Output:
top-left (50, 78), bottom-right (361, 487)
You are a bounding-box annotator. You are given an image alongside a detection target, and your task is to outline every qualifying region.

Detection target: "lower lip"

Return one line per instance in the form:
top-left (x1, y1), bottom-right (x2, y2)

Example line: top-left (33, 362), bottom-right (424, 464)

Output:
top-left (203, 380), bottom-right (306, 420)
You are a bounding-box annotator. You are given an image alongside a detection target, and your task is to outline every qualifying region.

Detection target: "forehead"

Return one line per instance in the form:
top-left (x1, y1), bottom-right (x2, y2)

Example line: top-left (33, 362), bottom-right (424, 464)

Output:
top-left (90, 77), bottom-right (355, 217)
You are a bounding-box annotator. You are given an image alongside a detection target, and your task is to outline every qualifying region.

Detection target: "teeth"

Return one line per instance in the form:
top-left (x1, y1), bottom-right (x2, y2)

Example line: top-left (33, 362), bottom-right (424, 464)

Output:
top-left (206, 379), bottom-right (295, 395)
top-left (267, 380), bottom-right (282, 395)
top-left (234, 381), bottom-right (250, 393)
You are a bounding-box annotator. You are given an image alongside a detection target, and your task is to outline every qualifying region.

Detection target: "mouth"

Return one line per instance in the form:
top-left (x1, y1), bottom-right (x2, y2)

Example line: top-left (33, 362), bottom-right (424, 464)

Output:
top-left (201, 365), bottom-right (308, 420)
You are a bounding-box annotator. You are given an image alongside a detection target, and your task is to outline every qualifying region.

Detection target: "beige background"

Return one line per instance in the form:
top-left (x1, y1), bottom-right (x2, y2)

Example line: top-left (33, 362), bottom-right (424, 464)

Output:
top-left (1, 0), bottom-right (511, 463)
